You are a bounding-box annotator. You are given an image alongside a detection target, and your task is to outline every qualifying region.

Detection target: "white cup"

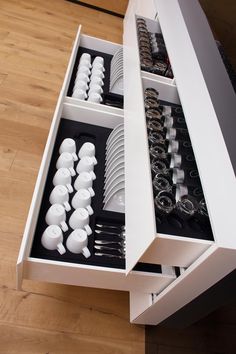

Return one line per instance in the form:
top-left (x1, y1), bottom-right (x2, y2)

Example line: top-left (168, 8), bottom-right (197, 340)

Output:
top-left (49, 185), bottom-right (71, 212)
top-left (81, 53), bottom-right (91, 62)
top-left (56, 152), bottom-right (76, 176)
top-left (71, 189), bottom-right (93, 215)
top-left (88, 83), bottom-right (103, 95)
top-left (74, 172), bottom-right (95, 196)
top-left (76, 156), bottom-right (96, 179)
top-left (45, 204), bottom-right (68, 232)
top-left (93, 56), bottom-right (104, 66)
top-left (66, 229), bottom-right (91, 257)
top-left (75, 72), bottom-right (89, 83)
top-left (59, 138), bottom-right (78, 161)
top-left (73, 80), bottom-right (88, 92)
top-left (90, 76), bottom-right (104, 87)
top-left (41, 225), bottom-right (66, 255)
top-left (92, 62), bottom-right (105, 72)
top-left (78, 142), bottom-right (97, 165)
top-left (87, 92), bottom-right (102, 103)
top-left (91, 68), bottom-right (104, 79)
top-left (53, 168), bottom-right (73, 193)
top-left (72, 88), bottom-right (87, 100)
top-left (79, 58), bottom-right (91, 69)
top-left (69, 208), bottom-right (92, 235)
top-left (77, 65), bottom-right (91, 76)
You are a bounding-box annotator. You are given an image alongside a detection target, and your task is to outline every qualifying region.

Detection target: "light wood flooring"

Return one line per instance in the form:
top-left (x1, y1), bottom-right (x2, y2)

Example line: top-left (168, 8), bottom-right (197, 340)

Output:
top-left (0, 1), bottom-right (144, 353)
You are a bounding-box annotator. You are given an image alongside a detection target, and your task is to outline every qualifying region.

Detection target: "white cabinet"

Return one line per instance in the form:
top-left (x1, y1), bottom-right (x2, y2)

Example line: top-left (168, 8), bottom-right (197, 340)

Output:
top-left (17, 0), bottom-right (236, 325)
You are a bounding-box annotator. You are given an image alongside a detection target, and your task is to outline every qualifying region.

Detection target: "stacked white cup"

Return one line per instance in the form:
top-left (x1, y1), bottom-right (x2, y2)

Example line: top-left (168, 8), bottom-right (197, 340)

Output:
top-left (72, 53), bottom-right (105, 104)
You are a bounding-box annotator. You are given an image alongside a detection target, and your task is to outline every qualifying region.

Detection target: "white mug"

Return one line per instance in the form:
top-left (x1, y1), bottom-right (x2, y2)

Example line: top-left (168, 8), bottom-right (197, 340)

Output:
top-left (88, 83), bottom-right (103, 95)
top-left (72, 88), bottom-right (87, 100)
top-left (49, 185), bottom-right (71, 212)
top-left (87, 92), bottom-right (102, 103)
top-left (76, 156), bottom-right (96, 179)
top-left (45, 204), bottom-right (68, 232)
top-left (41, 225), bottom-right (66, 255)
top-left (53, 168), bottom-right (73, 193)
top-left (66, 229), bottom-right (91, 257)
top-left (74, 172), bottom-right (95, 197)
top-left (80, 53), bottom-right (91, 62)
top-left (77, 65), bottom-right (91, 76)
top-left (71, 189), bottom-right (93, 215)
top-left (69, 208), bottom-right (92, 235)
top-left (78, 142), bottom-right (97, 165)
top-left (73, 80), bottom-right (88, 92)
top-left (79, 58), bottom-right (91, 69)
top-left (59, 138), bottom-right (78, 161)
top-left (91, 68), bottom-right (104, 79)
top-left (56, 152), bottom-right (76, 176)
top-left (93, 56), bottom-right (104, 66)
top-left (75, 72), bottom-right (89, 83)
top-left (92, 62), bottom-right (105, 72)
top-left (90, 76), bottom-right (104, 87)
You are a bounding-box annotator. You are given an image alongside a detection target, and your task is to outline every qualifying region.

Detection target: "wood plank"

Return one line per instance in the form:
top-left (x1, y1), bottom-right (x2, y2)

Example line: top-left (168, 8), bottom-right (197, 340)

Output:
top-left (0, 0), bottom-right (144, 351)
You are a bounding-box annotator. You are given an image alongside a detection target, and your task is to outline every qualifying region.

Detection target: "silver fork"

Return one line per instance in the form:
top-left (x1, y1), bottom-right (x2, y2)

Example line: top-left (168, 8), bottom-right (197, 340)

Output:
top-left (94, 245), bottom-right (126, 254)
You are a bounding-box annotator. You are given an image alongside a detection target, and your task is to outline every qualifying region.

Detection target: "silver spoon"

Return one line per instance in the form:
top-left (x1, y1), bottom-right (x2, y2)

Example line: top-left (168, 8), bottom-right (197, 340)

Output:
top-left (95, 229), bottom-right (126, 238)
top-left (94, 245), bottom-right (126, 254)
top-left (95, 240), bottom-right (125, 246)
top-left (95, 252), bottom-right (125, 259)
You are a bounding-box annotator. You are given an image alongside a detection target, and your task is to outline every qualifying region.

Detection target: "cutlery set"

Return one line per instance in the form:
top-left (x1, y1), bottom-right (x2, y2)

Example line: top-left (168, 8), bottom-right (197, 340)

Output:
top-left (103, 123), bottom-right (125, 213)
top-left (136, 17), bottom-right (173, 78)
top-left (93, 223), bottom-right (126, 259)
top-left (144, 87), bottom-right (209, 226)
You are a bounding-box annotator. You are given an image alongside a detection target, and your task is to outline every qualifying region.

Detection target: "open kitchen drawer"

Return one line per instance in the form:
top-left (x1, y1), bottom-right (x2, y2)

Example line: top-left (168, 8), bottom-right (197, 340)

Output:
top-left (123, 0), bottom-right (236, 323)
top-left (17, 27), bottom-right (176, 295)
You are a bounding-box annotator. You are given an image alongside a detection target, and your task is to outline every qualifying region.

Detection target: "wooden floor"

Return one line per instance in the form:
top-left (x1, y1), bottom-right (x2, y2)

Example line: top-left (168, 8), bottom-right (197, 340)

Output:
top-left (0, 1), bottom-right (144, 353)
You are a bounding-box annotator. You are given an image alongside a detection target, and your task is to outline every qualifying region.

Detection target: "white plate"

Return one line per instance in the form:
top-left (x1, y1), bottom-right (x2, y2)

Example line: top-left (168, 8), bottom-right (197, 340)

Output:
top-left (106, 124), bottom-right (124, 147)
top-left (105, 167), bottom-right (125, 192)
top-left (106, 143), bottom-right (124, 166)
top-left (106, 130), bottom-right (124, 152)
top-left (103, 188), bottom-right (125, 213)
top-left (105, 164), bottom-right (125, 186)
top-left (105, 158), bottom-right (124, 178)
top-left (107, 135), bottom-right (124, 156)
top-left (106, 148), bottom-right (124, 171)
top-left (104, 177), bottom-right (125, 203)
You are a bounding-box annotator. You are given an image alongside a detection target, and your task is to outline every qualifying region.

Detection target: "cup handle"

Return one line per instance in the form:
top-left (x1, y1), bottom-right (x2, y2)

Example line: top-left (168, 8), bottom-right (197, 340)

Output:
top-left (57, 242), bottom-right (66, 255)
top-left (60, 221), bottom-right (68, 232)
top-left (90, 171), bottom-right (96, 180)
top-left (86, 205), bottom-right (94, 215)
top-left (63, 201), bottom-right (71, 212)
top-left (84, 224), bottom-right (92, 236)
top-left (88, 187), bottom-right (95, 197)
top-left (82, 247), bottom-right (91, 258)
top-left (72, 152), bottom-right (78, 162)
top-left (69, 167), bottom-right (76, 177)
top-left (66, 184), bottom-right (73, 193)
top-left (92, 156), bottom-right (97, 165)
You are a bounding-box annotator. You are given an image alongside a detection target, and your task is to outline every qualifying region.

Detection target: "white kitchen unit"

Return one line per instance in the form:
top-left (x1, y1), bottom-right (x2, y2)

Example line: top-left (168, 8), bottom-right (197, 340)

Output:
top-left (17, 0), bottom-right (236, 325)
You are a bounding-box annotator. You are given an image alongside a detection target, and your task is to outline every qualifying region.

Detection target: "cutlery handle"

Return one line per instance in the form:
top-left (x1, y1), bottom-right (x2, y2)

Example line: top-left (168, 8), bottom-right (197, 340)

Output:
top-left (94, 245), bottom-right (124, 253)
top-left (95, 229), bottom-right (121, 237)
top-left (95, 252), bottom-right (125, 259)
top-left (95, 240), bottom-right (124, 246)
top-left (96, 223), bottom-right (125, 230)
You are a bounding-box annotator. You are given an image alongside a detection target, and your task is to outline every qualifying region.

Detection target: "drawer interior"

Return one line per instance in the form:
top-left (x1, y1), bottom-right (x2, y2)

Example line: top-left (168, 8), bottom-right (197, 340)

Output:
top-left (141, 78), bottom-right (214, 242)
top-left (67, 40), bottom-right (123, 109)
top-left (135, 15), bottom-right (174, 83)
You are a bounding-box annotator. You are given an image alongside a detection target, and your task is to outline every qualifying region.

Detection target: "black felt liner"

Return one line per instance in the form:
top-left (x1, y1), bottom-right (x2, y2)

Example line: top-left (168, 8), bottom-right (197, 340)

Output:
top-left (149, 99), bottom-right (214, 241)
top-left (67, 46), bottom-right (123, 109)
top-left (30, 118), bottom-right (163, 274)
